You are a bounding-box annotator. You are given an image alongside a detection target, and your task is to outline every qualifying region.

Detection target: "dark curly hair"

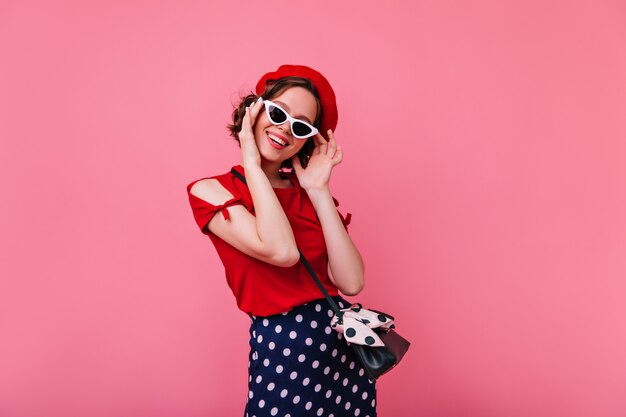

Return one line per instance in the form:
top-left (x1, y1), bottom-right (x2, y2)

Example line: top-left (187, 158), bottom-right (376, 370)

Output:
top-left (226, 76), bottom-right (322, 170)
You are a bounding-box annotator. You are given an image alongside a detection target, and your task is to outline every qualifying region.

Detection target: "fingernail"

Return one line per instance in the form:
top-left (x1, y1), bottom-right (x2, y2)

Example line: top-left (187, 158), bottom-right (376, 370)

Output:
top-left (256, 96), bottom-right (263, 103)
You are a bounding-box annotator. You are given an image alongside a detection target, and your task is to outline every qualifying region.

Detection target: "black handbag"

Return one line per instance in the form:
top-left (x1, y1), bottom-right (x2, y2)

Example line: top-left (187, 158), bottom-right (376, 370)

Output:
top-left (230, 168), bottom-right (411, 380)
top-left (297, 248), bottom-right (411, 380)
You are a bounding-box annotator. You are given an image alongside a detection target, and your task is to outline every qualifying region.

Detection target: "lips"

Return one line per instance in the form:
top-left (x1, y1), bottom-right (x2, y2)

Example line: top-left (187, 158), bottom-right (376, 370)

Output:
top-left (266, 131), bottom-right (288, 149)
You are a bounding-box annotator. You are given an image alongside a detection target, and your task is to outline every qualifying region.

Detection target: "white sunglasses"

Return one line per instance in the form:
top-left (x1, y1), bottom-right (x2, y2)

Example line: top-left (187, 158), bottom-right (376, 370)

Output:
top-left (263, 99), bottom-right (319, 139)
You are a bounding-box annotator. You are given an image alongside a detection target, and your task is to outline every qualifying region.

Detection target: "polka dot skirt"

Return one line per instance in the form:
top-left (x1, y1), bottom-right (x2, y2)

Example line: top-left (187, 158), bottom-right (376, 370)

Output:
top-left (244, 295), bottom-right (377, 417)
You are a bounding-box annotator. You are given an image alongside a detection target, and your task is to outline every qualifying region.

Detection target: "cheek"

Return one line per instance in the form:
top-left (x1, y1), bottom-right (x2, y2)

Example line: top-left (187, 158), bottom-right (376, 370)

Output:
top-left (291, 140), bottom-right (308, 154)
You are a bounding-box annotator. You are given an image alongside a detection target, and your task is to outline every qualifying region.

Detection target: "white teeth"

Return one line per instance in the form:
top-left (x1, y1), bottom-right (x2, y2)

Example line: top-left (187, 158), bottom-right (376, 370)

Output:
top-left (268, 133), bottom-right (287, 146)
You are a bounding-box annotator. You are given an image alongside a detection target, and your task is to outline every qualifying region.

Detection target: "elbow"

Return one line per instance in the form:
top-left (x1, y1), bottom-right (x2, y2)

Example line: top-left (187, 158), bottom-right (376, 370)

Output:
top-left (269, 246), bottom-right (300, 267)
top-left (341, 279), bottom-right (364, 297)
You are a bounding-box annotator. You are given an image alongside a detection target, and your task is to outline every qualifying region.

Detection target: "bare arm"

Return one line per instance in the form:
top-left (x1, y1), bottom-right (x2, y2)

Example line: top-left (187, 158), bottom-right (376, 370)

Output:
top-left (308, 187), bottom-right (364, 296)
top-left (291, 128), bottom-right (364, 296)
top-left (189, 98), bottom-right (299, 267)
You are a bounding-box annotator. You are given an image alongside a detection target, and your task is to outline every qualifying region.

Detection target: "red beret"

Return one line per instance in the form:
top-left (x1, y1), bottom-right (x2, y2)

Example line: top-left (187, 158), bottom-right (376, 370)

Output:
top-left (255, 64), bottom-right (338, 142)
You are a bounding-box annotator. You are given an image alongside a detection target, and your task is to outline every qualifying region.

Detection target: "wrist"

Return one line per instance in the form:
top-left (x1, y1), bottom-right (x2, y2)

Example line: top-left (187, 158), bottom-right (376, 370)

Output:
top-left (242, 159), bottom-right (262, 171)
top-left (305, 185), bottom-right (331, 200)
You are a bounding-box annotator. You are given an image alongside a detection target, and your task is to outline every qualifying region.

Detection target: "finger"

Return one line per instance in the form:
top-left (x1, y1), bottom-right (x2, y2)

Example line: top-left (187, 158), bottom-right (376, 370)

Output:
top-left (326, 129), bottom-right (337, 156)
top-left (250, 99), bottom-right (263, 122)
top-left (251, 97), bottom-right (263, 115)
top-left (241, 106), bottom-right (250, 135)
top-left (333, 146), bottom-right (343, 165)
top-left (317, 132), bottom-right (328, 154)
top-left (312, 135), bottom-right (322, 155)
top-left (313, 132), bottom-right (326, 146)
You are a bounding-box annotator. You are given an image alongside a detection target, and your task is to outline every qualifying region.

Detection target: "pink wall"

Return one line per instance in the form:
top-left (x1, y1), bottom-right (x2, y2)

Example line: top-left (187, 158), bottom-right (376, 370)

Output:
top-left (1, 1), bottom-right (625, 416)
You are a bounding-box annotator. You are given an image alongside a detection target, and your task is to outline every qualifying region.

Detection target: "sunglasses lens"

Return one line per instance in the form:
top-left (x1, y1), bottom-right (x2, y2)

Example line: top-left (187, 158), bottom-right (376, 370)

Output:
top-left (292, 122), bottom-right (313, 138)
top-left (268, 105), bottom-right (287, 124)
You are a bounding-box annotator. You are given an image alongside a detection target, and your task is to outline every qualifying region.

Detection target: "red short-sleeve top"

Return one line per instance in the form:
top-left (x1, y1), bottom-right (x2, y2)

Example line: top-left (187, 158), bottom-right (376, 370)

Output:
top-left (186, 164), bottom-right (352, 317)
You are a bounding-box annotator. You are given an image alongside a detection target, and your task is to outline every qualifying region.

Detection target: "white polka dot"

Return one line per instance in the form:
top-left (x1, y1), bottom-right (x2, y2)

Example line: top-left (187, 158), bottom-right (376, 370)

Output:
top-left (338, 301), bottom-right (344, 308)
top-left (263, 319), bottom-right (269, 327)
top-left (359, 369), bottom-right (365, 377)
top-left (319, 343), bottom-right (327, 351)
top-left (290, 371), bottom-right (298, 380)
top-left (263, 358), bottom-right (270, 367)
top-left (331, 349), bottom-right (338, 357)
top-left (283, 348), bottom-right (291, 356)
top-left (282, 311), bottom-right (288, 316)
top-left (258, 399), bottom-right (265, 408)
top-left (355, 408), bottom-right (361, 416)
top-left (252, 330), bottom-right (256, 338)
top-left (305, 401), bottom-right (312, 410)
top-left (327, 309), bottom-right (334, 317)
top-left (302, 377), bottom-right (310, 386)
top-left (295, 314), bottom-right (303, 322)
top-left (341, 354), bottom-right (346, 363)
top-left (317, 407), bottom-right (324, 416)
top-left (298, 354), bottom-right (306, 362)
top-left (305, 338), bottom-right (313, 346)
top-left (337, 333), bottom-right (343, 340)
top-left (310, 320), bottom-right (318, 328)
top-left (325, 327), bottom-right (332, 335)
top-left (362, 392), bottom-right (368, 400)
top-left (257, 335), bottom-right (263, 343)
top-left (256, 375), bottom-right (262, 383)
top-left (371, 399), bottom-right (376, 407)
top-left (267, 382), bottom-right (275, 391)
top-left (343, 377), bottom-right (349, 386)
top-left (352, 384), bottom-right (358, 393)
top-left (325, 389), bottom-right (332, 398)
top-left (275, 365), bottom-right (283, 373)
top-left (248, 390), bottom-right (253, 399)
top-left (314, 384), bottom-right (322, 392)
top-left (323, 366), bottom-right (331, 375)
top-left (312, 360), bottom-right (320, 369)
top-left (293, 395), bottom-right (300, 404)
top-left (333, 371), bottom-right (340, 381)
top-left (270, 407), bottom-right (278, 416)
top-left (253, 352), bottom-right (258, 360)
top-left (275, 325), bottom-right (282, 333)
top-left (280, 389), bottom-right (288, 398)
top-left (335, 395), bottom-right (342, 404)
top-left (289, 331), bottom-right (297, 339)
top-left (345, 401), bottom-right (351, 410)
top-left (268, 341), bottom-right (276, 350)
top-left (249, 375), bottom-right (252, 382)
top-left (349, 361), bottom-right (355, 369)
top-left (315, 304), bottom-right (322, 312)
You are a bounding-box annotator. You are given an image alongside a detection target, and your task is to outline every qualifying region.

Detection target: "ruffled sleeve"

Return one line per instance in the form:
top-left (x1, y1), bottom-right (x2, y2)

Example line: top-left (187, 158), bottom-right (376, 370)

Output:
top-left (186, 180), bottom-right (245, 235)
top-left (332, 196), bottom-right (352, 231)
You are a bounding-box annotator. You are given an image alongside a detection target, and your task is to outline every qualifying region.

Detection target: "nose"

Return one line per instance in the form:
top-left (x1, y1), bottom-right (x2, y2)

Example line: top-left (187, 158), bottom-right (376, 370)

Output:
top-left (277, 121), bottom-right (291, 136)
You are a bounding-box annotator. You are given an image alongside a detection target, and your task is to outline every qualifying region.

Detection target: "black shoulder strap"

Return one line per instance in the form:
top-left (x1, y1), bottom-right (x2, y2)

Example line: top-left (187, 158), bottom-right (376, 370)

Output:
top-left (230, 167), bottom-right (342, 315)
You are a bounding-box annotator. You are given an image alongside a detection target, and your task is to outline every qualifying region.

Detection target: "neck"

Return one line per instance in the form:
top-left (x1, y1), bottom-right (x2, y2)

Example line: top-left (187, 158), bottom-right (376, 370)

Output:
top-left (260, 159), bottom-right (287, 186)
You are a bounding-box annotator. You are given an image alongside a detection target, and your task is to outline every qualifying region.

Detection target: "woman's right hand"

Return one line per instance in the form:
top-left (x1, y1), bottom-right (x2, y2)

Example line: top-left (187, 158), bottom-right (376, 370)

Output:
top-left (239, 97), bottom-right (264, 167)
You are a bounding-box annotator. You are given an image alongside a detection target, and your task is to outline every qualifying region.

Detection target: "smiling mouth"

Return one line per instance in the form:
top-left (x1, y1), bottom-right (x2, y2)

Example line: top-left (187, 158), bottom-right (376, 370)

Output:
top-left (267, 132), bottom-right (288, 148)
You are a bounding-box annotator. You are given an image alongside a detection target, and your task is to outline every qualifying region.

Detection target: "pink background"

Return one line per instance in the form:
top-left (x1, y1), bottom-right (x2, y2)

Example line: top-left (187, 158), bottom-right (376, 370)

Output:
top-left (1, 1), bottom-right (625, 416)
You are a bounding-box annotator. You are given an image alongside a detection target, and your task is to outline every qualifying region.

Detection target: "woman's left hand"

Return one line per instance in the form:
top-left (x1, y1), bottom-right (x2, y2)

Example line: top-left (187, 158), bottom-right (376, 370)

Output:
top-left (292, 129), bottom-right (343, 192)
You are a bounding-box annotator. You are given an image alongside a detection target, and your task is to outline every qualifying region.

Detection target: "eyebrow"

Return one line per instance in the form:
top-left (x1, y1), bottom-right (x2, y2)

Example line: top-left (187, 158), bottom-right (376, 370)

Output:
top-left (273, 100), bottom-right (313, 124)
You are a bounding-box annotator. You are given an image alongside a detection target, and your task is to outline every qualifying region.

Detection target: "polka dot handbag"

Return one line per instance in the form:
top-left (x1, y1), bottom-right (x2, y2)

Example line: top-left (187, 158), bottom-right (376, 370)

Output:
top-left (298, 248), bottom-right (411, 380)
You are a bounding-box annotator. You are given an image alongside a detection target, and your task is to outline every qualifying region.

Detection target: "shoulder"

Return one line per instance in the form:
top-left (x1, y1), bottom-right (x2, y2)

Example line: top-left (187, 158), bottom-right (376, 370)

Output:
top-left (189, 178), bottom-right (235, 205)
top-left (187, 168), bottom-right (241, 206)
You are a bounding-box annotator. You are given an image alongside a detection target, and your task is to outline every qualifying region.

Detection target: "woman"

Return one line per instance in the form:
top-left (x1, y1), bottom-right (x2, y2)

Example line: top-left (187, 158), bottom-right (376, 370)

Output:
top-left (186, 64), bottom-right (377, 417)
